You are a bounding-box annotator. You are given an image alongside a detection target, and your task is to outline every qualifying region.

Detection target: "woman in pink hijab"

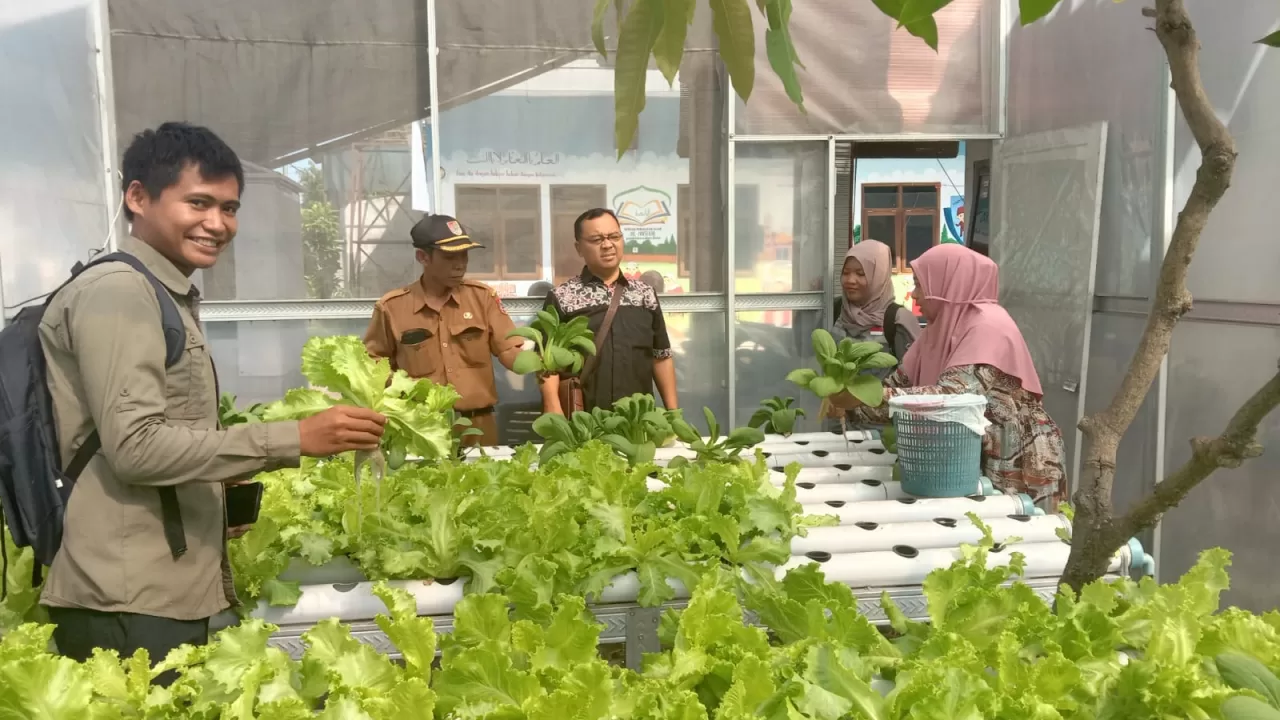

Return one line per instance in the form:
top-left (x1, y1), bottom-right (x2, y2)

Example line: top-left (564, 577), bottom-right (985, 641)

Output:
top-left (831, 244), bottom-right (1067, 503)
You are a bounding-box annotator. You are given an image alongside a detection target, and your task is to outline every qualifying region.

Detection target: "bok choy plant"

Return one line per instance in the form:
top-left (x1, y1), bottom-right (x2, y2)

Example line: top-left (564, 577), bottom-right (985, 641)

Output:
top-left (507, 307), bottom-right (596, 377)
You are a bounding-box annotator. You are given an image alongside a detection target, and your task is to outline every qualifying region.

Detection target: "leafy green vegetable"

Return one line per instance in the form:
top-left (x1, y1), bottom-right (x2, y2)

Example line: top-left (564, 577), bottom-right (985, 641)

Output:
top-left (218, 392), bottom-right (266, 427)
top-left (786, 329), bottom-right (897, 407)
top-left (747, 396), bottom-right (805, 436)
top-left (261, 336), bottom-right (465, 529)
top-left (532, 394), bottom-right (676, 466)
top-left (507, 307), bottom-right (596, 377)
top-left (668, 407), bottom-right (764, 467)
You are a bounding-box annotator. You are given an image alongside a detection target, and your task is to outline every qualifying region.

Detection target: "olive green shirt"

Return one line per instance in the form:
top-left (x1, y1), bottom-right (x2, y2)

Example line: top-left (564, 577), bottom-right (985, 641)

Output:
top-left (38, 237), bottom-right (301, 620)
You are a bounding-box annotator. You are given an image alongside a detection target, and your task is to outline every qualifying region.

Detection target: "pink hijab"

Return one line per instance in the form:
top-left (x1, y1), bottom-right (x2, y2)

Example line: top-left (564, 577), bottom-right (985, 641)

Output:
top-left (901, 244), bottom-right (1044, 395)
top-left (839, 240), bottom-right (895, 329)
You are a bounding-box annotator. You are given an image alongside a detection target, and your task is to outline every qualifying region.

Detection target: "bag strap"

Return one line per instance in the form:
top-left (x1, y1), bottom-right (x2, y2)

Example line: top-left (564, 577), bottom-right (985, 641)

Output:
top-left (581, 281), bottom-right (624, 381)
top-left (882, 302), bottom-right (901, 356)
top-left (63, 253), bottom-right (188, 560)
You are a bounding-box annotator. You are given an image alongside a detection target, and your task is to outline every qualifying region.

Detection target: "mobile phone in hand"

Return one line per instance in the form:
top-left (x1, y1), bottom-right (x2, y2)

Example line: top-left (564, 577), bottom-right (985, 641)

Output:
top-left (225, 482), bottom-right (264, 527)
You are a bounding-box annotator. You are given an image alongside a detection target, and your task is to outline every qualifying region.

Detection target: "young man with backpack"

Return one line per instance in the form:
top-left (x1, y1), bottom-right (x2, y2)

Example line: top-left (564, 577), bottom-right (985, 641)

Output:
top-left (1, 122), bottom-right (386, 672)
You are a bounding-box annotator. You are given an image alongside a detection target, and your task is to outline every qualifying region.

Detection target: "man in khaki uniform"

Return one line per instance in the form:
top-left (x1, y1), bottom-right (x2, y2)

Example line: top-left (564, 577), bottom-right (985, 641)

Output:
top-left (364, 214), bottom-right (522, 446)
top-left (38, 122), bottom-right (385, 679)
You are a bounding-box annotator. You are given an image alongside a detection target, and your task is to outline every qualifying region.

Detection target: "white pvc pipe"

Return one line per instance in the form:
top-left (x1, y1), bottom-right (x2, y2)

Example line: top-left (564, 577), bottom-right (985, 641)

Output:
top-left (804, 493), bottom-right (1036, 525)
top-left (766, 448), bottom-right (895, 468)
top-left (782, 542), bottom-right (1130, 588)
top-left (787, 465), bottom-right (894, 484)
top-left (791, 514), bottom-right (1071, 555)
top-left (253, 578), bottom-right (467, 626)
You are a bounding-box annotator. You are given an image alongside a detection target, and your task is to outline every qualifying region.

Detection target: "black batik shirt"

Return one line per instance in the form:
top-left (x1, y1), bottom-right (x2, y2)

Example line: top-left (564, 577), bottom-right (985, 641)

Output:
top-left (545, 269), bottom-right (672, 410)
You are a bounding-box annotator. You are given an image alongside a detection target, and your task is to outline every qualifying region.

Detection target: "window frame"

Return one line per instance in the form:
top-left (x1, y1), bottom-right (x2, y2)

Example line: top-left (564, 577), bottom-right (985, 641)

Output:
top-left (859, 182), bottom-right (941, 273)
top-left (549, 184), bottom-right (608, 285)
top-left (453, 184), bottom-right (544, 281)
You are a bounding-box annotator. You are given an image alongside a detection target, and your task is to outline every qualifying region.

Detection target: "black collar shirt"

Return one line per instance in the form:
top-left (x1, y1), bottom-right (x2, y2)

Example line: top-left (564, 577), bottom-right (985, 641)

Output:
top-left (545, 268), bottom-right (672, 410)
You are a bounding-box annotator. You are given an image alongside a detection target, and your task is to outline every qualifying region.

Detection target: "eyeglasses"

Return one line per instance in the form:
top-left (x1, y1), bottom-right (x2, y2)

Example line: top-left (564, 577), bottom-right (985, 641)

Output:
top-left (581, 233), bottom-right (624, 246)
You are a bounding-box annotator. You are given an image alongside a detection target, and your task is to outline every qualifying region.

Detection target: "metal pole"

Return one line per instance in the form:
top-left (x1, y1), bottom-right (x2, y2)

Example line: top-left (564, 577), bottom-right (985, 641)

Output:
top-left (1150, 60), bottom-right (1176, 584)
top-left (91, 0), bottom-right (122, 252)
top-left (825, 137), bottom-right (837, 331)
top-left (427, 0), bottom-right (443, 212)
top-left (996, 0), bottom-right (1009, 137)
top-left (725, 80), bottom-right (737, 426)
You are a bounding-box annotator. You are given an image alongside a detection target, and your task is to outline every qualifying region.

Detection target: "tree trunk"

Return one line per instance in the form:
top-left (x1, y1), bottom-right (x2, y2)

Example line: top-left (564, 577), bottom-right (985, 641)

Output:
top-left (1061, 0), bottom-right (1241, 592)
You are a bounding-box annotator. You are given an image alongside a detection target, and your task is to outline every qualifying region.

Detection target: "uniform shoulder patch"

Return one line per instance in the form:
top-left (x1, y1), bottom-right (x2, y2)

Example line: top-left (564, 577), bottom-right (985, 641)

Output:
top-left (461, 279), bottom-right (495, 293)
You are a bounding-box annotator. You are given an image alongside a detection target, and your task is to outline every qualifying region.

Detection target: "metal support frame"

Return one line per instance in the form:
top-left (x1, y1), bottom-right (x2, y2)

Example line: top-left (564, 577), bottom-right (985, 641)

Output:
top-left (91, 0), bottom-right (122, 252)
top-left (200, 291), bottom-right (826, 323)
top-left (825, 138), bottom-right (837, 332)
top-left (256, 576), bottom-right (1092, 663)
top-left (426, 0), bottom-right (442, 211)
top-left (731, 133), bottom-right (1003, 144)
top-left (1150, 60), bottom-right (1176, 583)
top-left (725, 88), bottom-right (738, 424)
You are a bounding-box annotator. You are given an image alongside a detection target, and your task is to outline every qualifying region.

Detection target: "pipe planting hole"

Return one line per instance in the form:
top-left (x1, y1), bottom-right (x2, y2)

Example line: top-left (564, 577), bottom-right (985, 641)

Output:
top-left (860, 479), bottom-right (883, 487)
top-left (869, 448), bottom-right (887, 455)
top-left (897, 498), bottom-right (918, 505)
top-left (797, 482), bottom-right (816, 489)
top-left (967, 494), bottom-right (987, 502)
top-left (855, 521), bottom-right (879, 531)
top-left (892, 545), bottom-right (919, 559)
top-left (990, 543), bottom-right (1006, 553)
top-left (1007, 514), bottom-right (1032, 522)
top-left (795, 441), bottom-right (810, 446)
top-left (805, 551), bottom-right (832, 563)
top-left (333, 583), bottom-right (358, 593)
top-left (825, 501), bottom-right (846, 508)
top-left (813, 450), bottom-right (830, 458)
top-left (933, 517), bottom-right (958, 528)
top-left (835, 464), bottom-right (852, 471)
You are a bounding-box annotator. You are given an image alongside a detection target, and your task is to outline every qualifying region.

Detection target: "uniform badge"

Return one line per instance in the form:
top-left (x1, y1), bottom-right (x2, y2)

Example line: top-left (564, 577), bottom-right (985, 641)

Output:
top-left (463, 311), bottom-right (473, 320)
top-left (447, 220), bottom-right (463, 235)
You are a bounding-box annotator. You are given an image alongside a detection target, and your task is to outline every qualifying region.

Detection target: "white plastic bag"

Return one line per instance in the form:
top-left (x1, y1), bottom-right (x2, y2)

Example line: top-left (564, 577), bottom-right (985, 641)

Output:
top-left (888, 394), bottom-right (991, 437)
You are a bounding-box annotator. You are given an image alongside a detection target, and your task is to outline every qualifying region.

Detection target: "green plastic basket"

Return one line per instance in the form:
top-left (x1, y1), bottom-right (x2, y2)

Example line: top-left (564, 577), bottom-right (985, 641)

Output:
top-left (889, 395), bottom-right (987, 498)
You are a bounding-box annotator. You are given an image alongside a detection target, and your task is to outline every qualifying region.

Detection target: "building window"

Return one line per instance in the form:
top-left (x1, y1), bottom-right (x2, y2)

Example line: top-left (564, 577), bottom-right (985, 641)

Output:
top-left (454, 185), bottom-right (543, 280)
top-left (550, 185), bottom-right (608, 283)
top-left (860, 183), bottom-right (940, 273)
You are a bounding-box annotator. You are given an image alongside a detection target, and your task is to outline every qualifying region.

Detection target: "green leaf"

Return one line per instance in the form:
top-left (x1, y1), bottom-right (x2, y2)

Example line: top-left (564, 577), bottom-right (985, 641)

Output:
top-left (848, 374), bottom-right (885, 407)
top-left (726, 426), bottom-right (765, 447)
top-left (1019, 0), bottom-right (1062, 25)
top-left (869, 0), bottom-right (939, 49)
top-left (512, 350), bottom-right (544, 376)
top-left (1216, 652), bottom-right (1280, 708)
top-left (811, 329), bottom-right (838, 360)
top-left (771, 408), bottom-right (797, 435)
top-left (1258, 30), bottom-right (1280, 47)
top-left (655, 0), bottom-right (692, 86)
top-left (614, 0), bottom-right (664, 158)
top-left (550, 346), bottom-right (578, 371)
top-left (860, 352), bottom-right (899, 370)
top-left (710, 0), bottom-right (756, 101)
top-left (506, 326), bottom-right (542, 344)
top-left (765, 24), bottom-right (804, 110)
top-left (592, 0), bottom-right (611, 58)
top-left (1222, 696), bottom-right (1280, 720)
top-left (786, 368), bottom-right (818, 387)
top-left (808, 375), bottom-right (841, 398)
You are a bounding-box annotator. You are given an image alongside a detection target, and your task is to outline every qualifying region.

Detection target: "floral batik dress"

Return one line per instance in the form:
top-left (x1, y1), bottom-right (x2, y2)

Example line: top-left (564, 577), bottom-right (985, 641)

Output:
top-left (850, 364), bottom-right (1068, 503)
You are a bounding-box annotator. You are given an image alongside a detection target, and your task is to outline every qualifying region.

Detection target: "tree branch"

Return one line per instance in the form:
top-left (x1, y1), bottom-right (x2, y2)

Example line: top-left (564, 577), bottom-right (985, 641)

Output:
top-left (1063, 0), bottom-right (1241, 590)
top-left (1110, 366), bottom-right (1280, 544)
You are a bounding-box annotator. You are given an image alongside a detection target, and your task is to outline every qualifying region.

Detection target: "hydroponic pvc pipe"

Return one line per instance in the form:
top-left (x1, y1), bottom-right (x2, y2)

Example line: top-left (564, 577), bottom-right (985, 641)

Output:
top-left (782, 464), bottom-right (894, 484)
top-left (765, 448), bottom-right (895, 468)
top-left (254, 578), bottom-right (468, 626)
top-left (790, 514), bottom-right (1070, 555)
top-left (792, 477), bottom-right (994, 504)
top-left (803, 493), bottom-right (1039, 525)
top-left (780, 540), bottom-right (1143, 588)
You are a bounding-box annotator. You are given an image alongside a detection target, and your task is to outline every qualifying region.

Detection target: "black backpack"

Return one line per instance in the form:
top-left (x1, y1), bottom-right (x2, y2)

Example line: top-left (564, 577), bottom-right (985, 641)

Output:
top-left (0, 252), bottom-right (186, 596)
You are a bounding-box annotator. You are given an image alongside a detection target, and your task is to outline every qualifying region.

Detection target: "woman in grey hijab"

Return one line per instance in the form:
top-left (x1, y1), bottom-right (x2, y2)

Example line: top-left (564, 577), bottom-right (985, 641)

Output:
top-left (833, 240), bottom-right (921, 367)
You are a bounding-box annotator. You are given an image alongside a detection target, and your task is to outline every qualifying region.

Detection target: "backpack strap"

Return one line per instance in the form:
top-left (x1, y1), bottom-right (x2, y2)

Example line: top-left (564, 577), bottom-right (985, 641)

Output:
top-left (882, 301), bottom-right (901, 357)
top-left (66, 252), bottom-right (189, 559)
